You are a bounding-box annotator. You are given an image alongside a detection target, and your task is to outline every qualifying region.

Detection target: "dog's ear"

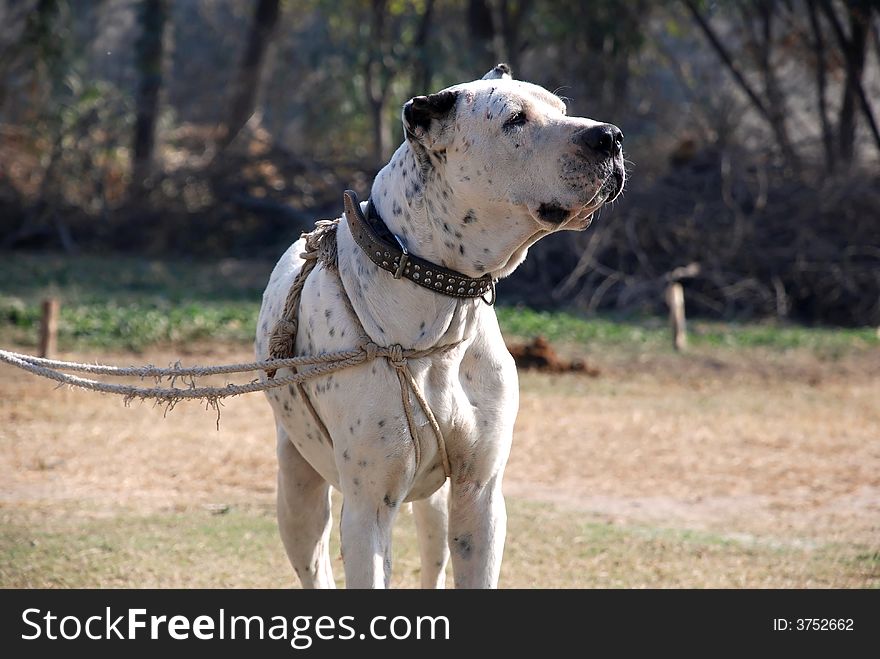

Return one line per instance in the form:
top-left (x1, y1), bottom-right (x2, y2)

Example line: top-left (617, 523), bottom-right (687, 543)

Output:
top-left (482, 63), bottom-right (512, 80)
top-left (402, 90), bottom-right (459, 149)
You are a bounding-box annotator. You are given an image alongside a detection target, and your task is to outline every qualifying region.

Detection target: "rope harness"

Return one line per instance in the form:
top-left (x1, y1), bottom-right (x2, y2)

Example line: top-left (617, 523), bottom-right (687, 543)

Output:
top-left (266, 215), bottom-right (453, 477)
top-left (0, 215), bottom-right (454, 478)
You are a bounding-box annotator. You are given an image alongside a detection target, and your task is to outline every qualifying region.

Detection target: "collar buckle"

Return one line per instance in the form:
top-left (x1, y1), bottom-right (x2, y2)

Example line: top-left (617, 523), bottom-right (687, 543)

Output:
top-left (392, 233), bottom-right (409, 279)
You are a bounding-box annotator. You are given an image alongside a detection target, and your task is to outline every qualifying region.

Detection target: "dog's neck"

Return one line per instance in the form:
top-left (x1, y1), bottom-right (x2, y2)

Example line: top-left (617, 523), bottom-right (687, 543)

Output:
top-left (334, 141), bottom-right (544, 349)
top-left (369, 142), bottom-right (546, 281)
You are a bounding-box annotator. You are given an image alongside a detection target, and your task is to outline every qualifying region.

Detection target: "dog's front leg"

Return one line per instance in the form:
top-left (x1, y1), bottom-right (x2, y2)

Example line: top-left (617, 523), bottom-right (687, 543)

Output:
top-left (448, 473), bottom-right (506, 589)
top-left (340, 494), bottom-right (402, 588)
top-left (413, 480), bottom-right (451, 589)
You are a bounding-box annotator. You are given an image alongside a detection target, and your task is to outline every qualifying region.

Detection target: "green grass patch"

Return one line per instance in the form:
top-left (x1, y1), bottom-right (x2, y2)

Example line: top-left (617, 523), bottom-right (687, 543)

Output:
top-left (497, 306), bottom-right (879, 353)
top-left (0, 253), bottom-right (271, 350)
top-left (1, 253), bottom-right (876, 353)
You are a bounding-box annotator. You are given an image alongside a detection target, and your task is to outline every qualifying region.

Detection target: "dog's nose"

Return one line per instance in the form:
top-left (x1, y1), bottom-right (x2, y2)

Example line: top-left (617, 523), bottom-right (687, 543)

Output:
top-left (576, 123), bottom-right (623, 158)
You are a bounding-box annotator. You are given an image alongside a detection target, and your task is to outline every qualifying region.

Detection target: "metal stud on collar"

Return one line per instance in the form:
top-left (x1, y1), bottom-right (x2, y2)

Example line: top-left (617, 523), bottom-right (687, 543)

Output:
top-left (344, 190), bottom-right (495, 299)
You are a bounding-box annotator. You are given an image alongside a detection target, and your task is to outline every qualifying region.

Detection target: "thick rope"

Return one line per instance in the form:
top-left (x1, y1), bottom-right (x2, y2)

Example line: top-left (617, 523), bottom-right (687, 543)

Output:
top-left (0, 343), bottom-right (446, 404)
top-left (0, 343), bottom-right (430, 405)
top-left (1, 217), bottom-right (455, 478)
top-left (266, 219), bottom-right (339, 377)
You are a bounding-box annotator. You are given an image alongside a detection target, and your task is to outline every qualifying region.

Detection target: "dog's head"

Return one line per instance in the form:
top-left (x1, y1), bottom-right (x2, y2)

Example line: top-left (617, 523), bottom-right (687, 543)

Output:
top-left (402, 64), bottom-right (625, 232)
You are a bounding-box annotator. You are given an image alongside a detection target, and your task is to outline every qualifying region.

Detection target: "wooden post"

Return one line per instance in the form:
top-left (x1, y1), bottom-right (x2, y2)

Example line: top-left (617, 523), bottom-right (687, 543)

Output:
top-left (666, 282), bottom-right (687, 352)
top-left (39, 298), bottom-right (59, 359)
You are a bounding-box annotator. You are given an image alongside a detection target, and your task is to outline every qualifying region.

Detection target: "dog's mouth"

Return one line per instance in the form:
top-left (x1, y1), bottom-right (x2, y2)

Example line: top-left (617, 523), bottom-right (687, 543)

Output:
top-left (531, 166), bottom-right (625, 230)
top-left (532, 200), bottom-right (599, 230)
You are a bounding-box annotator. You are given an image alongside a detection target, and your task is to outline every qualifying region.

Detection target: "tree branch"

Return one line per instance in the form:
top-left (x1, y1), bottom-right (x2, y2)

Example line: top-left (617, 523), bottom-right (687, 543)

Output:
top-left (682, 0), bottom-right (772, 123)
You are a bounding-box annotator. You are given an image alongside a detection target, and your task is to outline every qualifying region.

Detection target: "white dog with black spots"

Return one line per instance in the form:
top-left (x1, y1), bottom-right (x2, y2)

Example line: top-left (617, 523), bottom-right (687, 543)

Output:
top-left (255, 64), bottom-right (625, 588)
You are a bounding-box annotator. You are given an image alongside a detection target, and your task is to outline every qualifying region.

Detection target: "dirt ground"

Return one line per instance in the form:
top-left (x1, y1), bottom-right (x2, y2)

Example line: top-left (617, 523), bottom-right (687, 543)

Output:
top-left (1, 341), bottom-right (878, 587)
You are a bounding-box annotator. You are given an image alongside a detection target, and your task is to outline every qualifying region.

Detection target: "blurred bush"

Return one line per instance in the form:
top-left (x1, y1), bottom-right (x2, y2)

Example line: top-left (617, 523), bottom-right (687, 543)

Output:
top-left (0, 0), bottom-right (878, 325)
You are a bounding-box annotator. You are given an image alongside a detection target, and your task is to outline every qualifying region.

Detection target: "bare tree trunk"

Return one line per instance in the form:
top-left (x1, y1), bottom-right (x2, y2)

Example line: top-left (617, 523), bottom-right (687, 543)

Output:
top-left (872, 9), bottom-right (880, 66)
top-left (467, 0), bottom-right (495, 43)
top-left (833, 1), bottom-right (867, 161)
top-left (487, 0), bottom-right (533, 64)
top-left (488, 0), bottom-right (508, 63)
top-left (219, 0), bottom-right (280, 150)
top-left (806, 0), bottom-right (835, 172)
top-left (131, 0), bottom-right (168, 196)
top-left (412, 0), bottom-right (436, 93)
top-left (752, 1), bottom-right (801, 172)
top-left (365, 0), bottom-right (394, 163)
top-left (820, 0), bottom-right (880, 162)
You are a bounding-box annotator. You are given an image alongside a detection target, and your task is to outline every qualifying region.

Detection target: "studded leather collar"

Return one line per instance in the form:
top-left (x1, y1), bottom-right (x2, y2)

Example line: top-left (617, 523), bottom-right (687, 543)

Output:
top-left (343, 190), bottom-right (495, 302)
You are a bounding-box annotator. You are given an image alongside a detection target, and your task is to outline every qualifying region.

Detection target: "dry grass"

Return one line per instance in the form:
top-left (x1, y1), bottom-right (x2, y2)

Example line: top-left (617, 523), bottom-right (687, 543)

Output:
top-left (1, 342), bottom-right (878, 588)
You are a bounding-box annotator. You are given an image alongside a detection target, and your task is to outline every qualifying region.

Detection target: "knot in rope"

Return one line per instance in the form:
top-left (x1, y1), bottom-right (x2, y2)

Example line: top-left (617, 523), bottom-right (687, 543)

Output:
top-left (269, 320), bottom-right (297, 354)
top-left (362, 341), bottom-right (381, 362)
top-left (387, 344), bottom-right (407, 369)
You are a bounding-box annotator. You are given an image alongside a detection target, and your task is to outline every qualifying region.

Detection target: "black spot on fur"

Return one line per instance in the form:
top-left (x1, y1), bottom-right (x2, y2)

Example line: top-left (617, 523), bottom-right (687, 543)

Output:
top-left (462, 209), bottom-right (477, 224)
top-left (378, 419), bottom-right (386, 428)
top-left (459, 244), bottom-right (465, 255)
top-left (343, 449), bottom-right (351, 460)
top-left (383, 494), bottom-right (397, 508)
top-left (453, 533), bottom-right (473, 560)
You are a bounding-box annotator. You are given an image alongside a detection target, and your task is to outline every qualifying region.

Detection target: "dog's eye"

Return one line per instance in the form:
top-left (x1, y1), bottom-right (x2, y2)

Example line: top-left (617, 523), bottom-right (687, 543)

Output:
top-left (503, 111), bottom-right (527, 130)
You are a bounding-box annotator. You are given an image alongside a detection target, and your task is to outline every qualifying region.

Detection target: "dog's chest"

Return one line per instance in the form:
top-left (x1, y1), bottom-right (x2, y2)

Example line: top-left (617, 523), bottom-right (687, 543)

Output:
top-left (258, 256), bottom-right (516, 497)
